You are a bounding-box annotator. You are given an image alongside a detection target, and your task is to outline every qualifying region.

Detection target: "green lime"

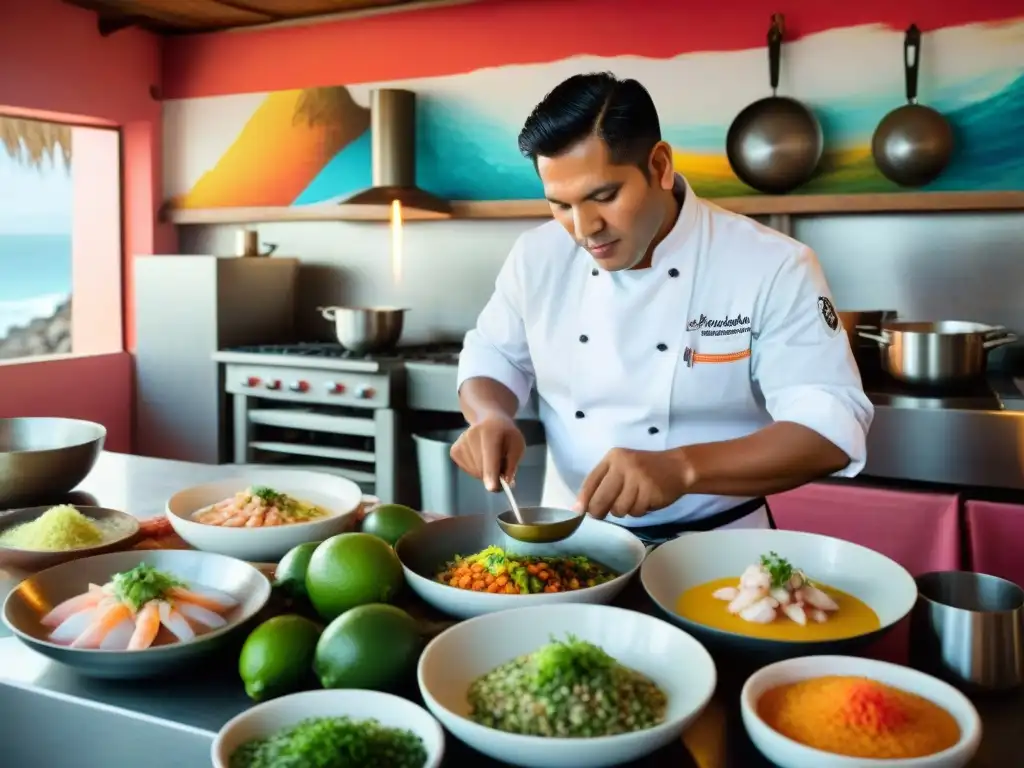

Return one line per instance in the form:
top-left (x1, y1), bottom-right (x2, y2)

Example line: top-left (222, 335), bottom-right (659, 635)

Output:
top-left (305, 532), bottom-right (404, 622)
top-left (361, 503), bottom-right (425, 546)
top-left (238, 614), bottom-right (321, 702)
top-left (314, 603), bottom-right (421, 691)
top-left (274, 541), bottom-right (319, 600)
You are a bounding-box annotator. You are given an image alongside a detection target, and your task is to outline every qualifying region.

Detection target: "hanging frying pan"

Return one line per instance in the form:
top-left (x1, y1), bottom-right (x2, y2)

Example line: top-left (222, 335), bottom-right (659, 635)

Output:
top-left (726, 13), bottom-right (823, 195)
top-left (871, 24), bottom-right (953, 187)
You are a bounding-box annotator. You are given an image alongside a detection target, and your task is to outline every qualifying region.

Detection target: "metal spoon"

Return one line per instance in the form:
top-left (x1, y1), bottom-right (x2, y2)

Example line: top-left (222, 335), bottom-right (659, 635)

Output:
top-left (499, 476), bottom-right (525, 524)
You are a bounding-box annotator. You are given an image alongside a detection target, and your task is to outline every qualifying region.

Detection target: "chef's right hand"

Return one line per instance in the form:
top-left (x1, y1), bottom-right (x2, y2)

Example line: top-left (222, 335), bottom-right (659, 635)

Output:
top-left (450, 415), bottom-right (526, 492)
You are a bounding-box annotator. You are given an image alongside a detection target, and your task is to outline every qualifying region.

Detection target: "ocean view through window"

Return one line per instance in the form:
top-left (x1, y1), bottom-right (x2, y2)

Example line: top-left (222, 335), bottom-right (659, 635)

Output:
top-left (0, 116), bottom-right (72, 360)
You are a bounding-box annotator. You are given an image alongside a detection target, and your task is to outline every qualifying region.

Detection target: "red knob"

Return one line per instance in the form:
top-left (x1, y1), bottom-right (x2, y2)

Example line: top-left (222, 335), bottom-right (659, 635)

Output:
top-left (265, 379), bottom-right (281, 390)
top-left (289, 380), bottom-right (309, 393)
top-left (244, 376), bottom-right (261, 388)
top-left (327, 382), bottom-right (345, 394)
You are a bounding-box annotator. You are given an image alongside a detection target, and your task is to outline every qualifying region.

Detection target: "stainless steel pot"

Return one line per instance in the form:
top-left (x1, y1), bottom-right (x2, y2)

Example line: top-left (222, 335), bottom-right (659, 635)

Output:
top-left (317, 306), bottom-right (406, 354)
top-left (858, 320), bottom-right (1018, 386)
top-left (838, 309), bottom-right (897, 350)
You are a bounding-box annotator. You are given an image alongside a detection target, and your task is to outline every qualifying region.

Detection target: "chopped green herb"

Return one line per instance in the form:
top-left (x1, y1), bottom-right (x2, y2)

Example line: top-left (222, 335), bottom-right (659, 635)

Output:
top-left (111, 563), bottom-right (182, 611)
top-left (760, 550), bottom-right (794, 589)
top-left (533, 633), bottom-right (615, 687)
top-left (250, 486), bottom-right (283, 504)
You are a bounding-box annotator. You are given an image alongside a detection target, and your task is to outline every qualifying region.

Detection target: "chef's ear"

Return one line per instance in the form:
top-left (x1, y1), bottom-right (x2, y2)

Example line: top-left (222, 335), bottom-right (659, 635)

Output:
top-left (648, 141), bottom-right (675, 190)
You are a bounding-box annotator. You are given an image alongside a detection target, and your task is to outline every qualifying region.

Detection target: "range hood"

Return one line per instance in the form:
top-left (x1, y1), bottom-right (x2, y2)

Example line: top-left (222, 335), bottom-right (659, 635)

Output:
top-left (340, 89), bottom-right (452, 219)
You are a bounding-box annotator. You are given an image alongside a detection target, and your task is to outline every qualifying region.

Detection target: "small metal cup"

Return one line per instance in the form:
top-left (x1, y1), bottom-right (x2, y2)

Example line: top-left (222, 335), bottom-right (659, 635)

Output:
top-left (909, 570), bottom-right (1024, 692)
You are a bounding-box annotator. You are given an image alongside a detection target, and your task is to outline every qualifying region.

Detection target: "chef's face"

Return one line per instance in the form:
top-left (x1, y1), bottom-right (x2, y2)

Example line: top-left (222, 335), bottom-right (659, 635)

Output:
top-left (537, 134), bottom-right (676, 271)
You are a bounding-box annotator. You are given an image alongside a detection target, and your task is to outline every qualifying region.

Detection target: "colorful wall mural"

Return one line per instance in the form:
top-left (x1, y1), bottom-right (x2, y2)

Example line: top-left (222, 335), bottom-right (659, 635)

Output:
top-left (163, 14), bottom-right (1024, 209)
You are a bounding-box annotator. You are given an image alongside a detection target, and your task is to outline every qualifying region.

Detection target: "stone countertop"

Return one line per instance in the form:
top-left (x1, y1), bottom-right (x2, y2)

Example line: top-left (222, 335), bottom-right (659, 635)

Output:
top-left (0, 452), bottom-right (1021, 766)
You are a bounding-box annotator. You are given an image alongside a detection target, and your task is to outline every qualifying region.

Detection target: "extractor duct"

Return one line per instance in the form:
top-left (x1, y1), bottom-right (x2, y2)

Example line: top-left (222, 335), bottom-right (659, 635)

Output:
top-left (340, 89), bottom-right (452, 219)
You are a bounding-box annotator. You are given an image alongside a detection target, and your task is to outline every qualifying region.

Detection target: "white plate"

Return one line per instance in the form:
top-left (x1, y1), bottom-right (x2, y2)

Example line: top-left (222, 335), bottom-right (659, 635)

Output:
top-left (417, 603), bottom-right (716, 768)
top-left (741, 655), bottom-right (982, 768)
top-left (165, 470), bottom-right (362, 562)
top-left (211, 688), bottom-right (445, 768)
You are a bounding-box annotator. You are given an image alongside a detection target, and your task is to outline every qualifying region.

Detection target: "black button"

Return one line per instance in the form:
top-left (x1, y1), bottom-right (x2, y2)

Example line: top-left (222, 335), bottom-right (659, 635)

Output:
top-left (591, 268), bottom-right (599, 276)
top-left (668, 268), bottom-right (679, 278)
top-left (648, 426), bottom-right (660, 435)
top-left (575, 410), bottom-right (585, 419)
top-left (579, 334), bottom-right (589, 343)
top-left (656, 343), bottom-right (668, 351)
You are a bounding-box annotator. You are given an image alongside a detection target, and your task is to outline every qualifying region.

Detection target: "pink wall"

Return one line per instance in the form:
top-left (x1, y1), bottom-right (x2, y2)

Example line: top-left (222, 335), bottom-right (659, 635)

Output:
top-left (0, 0), bottom-right (174, 452)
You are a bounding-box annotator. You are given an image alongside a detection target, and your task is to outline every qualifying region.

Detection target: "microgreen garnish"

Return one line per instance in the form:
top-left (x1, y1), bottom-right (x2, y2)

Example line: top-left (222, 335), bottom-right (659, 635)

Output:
top-left (760, 551), bottom-right (794, 589)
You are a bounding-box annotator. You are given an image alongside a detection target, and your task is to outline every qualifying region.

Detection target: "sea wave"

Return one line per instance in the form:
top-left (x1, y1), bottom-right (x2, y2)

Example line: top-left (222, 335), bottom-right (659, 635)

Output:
top-left (0, 294), bottom-right (68, 338)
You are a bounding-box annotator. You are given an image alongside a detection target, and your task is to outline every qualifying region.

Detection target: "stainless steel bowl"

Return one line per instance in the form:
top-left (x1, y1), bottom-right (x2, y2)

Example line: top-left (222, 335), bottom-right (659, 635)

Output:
top-left (0, 505), bottom-right (140, 571)
top-left (0, 418), bottom-right (106, 507)
top-left (2, 549), bottom-right (270, 679)
top-left (317, 306), bottom-right (406, 354)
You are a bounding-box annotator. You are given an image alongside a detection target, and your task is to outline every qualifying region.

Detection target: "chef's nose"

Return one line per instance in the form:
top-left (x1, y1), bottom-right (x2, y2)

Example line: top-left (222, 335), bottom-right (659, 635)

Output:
top-left (572, 207), bottom-right (604, 242)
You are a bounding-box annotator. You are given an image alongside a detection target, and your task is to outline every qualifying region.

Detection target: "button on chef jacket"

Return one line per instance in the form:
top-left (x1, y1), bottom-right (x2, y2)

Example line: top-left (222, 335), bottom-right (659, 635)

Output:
top-left (457, 178), bottom-right (874, 528)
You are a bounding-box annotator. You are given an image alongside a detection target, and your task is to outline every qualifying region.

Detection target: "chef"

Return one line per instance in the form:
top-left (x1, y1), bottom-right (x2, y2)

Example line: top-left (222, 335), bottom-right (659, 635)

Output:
top-left (450, 72), bottom-right (873, 542)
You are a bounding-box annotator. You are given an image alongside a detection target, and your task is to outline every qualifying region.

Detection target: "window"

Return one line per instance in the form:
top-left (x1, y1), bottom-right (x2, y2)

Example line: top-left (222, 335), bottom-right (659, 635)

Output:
top-left (0, 114), bottom-right (122, 362)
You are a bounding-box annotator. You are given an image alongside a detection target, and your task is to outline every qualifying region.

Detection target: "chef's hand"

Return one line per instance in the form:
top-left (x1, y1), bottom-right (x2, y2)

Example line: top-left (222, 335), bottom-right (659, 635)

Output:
top-left (573, 448), bottom-right (695, 519)
top-left (449, 415), bottom-right (526, 492)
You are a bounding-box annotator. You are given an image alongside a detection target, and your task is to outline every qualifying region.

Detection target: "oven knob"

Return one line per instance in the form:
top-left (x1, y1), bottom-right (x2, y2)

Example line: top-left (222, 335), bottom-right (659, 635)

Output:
top-left (243, 376), bottom-right (261, 388)
top-left (326, 382), bottom-right (346, 394)
top-left (355, 385), bottom-right (375, 399)
top-left (289, 380), bottom-right (309, 393)
top-left (265, 379), bottom-right (282, 391)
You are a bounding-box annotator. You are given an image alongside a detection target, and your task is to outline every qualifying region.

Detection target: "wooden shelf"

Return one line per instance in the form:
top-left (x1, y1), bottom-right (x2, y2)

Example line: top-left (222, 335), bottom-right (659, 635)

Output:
top-left (163, 190), bottom-right (1024, 225)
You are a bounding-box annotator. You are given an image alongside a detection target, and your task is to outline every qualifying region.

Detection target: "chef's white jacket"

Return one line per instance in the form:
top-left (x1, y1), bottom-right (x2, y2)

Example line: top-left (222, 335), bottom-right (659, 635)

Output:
top-left (457, 178), bottom-right (873, 527)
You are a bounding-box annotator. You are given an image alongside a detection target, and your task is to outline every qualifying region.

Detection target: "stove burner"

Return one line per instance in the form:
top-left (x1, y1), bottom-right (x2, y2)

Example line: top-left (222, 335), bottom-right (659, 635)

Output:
top-left (227, 342), bottom-right (461, 364)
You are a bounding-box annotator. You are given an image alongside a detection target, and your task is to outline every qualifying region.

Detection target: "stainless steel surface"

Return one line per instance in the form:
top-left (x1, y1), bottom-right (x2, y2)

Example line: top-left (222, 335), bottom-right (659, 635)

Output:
top-left (725, 14), bottom-right (823, 195)
top-left (0, 679), bottom-right (216, 768)
top-left (0, 418), bottom-right (105, 507)
top-left (871, 25), bottom-right (954, 188)
top-left (134, 255), bottom-right (298, 464)
top-left (3, 549), bottom-right (271, 680)
top-left (860, 321), bottom-right (1018, 386)
top-left (318, 305), bottom-right (407, 354)
top-left (340, 89), bottom-right (452, 218)
top-left (496, 505), bottom-right (584, 544)
top-left (0, 505), bottom-right (139, 571)
top-left (910, 571), bottom-right (1024, 692)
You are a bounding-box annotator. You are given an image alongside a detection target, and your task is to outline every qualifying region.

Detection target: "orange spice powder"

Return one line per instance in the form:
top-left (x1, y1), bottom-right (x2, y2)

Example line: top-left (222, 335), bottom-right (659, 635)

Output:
top-left (757, 675), bottom-right (961, 759)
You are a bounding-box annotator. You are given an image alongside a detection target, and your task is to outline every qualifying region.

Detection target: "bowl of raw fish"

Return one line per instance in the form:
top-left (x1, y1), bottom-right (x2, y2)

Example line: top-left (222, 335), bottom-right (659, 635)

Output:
top-left (394, 512), bottom-right (647, 620)
top-left (165, 470), bottom-right (364, 562)
top-left (212, 689), bottom-right (445, 768)
top-left (2, 549), bottom-right (271, 679)
top-left (0, 505), bottom-right (140, 571)
top-left (640, 529), bottom-right (917, 660)
top-left (418, 603), bottom-right (717, 768)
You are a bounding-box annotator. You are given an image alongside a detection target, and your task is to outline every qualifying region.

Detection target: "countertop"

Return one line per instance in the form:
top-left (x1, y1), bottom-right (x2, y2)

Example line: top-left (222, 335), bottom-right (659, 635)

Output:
top-left (1, 452), bottom-right (1021, 767)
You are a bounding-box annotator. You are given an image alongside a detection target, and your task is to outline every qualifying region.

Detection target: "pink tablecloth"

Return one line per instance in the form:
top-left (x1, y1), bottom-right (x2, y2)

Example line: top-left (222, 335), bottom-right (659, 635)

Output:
top-left (768, 483), bottom-right (961, 663)
top-left (965, 500), bottom-right (1024, 587)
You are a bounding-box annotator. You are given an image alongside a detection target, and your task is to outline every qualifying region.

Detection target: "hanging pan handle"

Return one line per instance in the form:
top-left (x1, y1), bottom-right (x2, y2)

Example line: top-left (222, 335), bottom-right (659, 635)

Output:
top-left (904, 24), bottom-right (922, 105)
top-left (767, 13), bottom-right (785, 95)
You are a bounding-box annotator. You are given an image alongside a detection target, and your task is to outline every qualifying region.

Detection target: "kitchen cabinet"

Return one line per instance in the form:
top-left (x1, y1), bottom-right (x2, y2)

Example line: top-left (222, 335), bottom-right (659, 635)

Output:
top-left (965, 501), bottom-right (1024, 588)
top-left (768, 482), bottom-right (961, 664)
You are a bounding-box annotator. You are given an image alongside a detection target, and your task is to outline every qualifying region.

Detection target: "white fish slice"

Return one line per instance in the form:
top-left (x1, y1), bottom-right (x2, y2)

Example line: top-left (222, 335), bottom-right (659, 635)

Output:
top-left (182, 583), bottom-right (239, 609)
top-left (739, 597), bottom-right (777, 624)
top-left (49, 609), bottom-right (97, 644)
top-left (100, 617), bottom-right (136, 650)
top-left (40, 590), bottom-right (105, 628)
top-left (782, 602), bottom-right (808, 626)
top-left (712, 586), bottom-right (739, 601)
top-left (158, 601), bottom-right (195, 642)
top-left (177, 601), bottom-right (228, 629)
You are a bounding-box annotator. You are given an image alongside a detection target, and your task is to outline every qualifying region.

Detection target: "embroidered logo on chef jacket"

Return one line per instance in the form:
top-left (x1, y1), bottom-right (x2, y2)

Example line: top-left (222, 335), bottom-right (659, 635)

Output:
top-left (686, 312), bottom-right (752, 338)
top-left (817, 296), bottom-right (841, 337)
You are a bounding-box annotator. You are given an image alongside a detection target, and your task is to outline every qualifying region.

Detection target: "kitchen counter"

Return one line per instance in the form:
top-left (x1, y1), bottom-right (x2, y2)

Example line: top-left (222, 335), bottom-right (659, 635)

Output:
top-left (0, 452), bottom-right (1022, 766)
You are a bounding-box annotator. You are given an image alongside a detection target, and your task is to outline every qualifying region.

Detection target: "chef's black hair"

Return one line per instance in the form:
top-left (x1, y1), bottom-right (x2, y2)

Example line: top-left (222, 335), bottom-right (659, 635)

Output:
top-left (517, 72), bottom-right (662, 174)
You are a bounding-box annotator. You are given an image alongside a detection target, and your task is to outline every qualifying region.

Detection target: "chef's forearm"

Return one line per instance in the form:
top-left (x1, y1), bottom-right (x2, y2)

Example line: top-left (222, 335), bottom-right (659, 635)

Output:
top-left (458, 377), bottom-right (520, 425)
top-left (678, 421), bottom-right (852, 497)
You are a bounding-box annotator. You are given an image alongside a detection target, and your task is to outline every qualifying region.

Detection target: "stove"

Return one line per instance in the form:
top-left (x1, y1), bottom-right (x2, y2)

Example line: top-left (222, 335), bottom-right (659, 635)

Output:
top-left (214, 342), bottom-right (460, 372)
top-left (858, 356), bottom-right (1024, 412)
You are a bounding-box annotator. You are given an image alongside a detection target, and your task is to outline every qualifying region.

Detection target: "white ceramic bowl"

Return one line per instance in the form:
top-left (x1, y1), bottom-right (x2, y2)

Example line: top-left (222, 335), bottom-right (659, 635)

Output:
top-left (741, 655), bottom-right (982, 768)
top-left (417, 603), bottom-right (717, 768)
top-left (165, 470), bottom-right (363, 562)
top-left (212, 689), bottom-right (445, 768)
top-left (395, 512), bottom-right (647, 619)
top-left (641, 529), bottom-right (918, 660)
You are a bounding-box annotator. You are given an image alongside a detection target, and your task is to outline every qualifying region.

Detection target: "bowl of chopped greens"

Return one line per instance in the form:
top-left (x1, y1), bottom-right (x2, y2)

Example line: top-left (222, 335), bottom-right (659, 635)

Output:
top-left (166, 470), bottom-right (364, 562)
top-left (417, 603), bottom-right (716, 768)
top-left (394, 512), bottom-right (646, 619)
top-left (212, 688), bottom-right (445, 768)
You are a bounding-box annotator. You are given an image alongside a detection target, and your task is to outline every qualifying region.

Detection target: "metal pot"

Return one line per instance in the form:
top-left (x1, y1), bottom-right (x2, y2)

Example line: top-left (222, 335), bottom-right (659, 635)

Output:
top-left (858, 321), bottom-right (1018, 386)
top-left (317, 306), bottom-right (406, 354)
top-left (838, 310), bottom-right (897, 350)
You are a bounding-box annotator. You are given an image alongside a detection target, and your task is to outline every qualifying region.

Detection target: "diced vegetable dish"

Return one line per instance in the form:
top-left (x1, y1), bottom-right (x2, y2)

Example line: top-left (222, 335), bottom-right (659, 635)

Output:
top-left (435, 546), bottom-right (617, 594)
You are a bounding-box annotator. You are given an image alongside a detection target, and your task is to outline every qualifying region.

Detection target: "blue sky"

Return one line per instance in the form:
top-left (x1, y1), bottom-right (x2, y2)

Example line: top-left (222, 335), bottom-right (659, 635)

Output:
top-left (0, 150), bottom-right (72, 235)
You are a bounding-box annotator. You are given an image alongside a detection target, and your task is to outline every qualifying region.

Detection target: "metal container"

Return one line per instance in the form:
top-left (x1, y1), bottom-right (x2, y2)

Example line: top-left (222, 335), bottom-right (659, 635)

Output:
top-left (909, 571), bottom-right (1024, 692)
top-left (858, 321), bottom-right (1017, 386)
top-left (0, 418), bottom-right (106, 508)
top-left (317, 306), bottom-right (406, 354)
top-left (838, 309), bottom-right (896, 351)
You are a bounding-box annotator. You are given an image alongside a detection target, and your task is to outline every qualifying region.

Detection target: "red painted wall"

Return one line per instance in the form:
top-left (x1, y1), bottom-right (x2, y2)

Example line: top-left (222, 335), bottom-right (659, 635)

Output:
top-left (163, 0), bottom-right (1019, 99)
top-left (0, 0), bottom-right (173, 452)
